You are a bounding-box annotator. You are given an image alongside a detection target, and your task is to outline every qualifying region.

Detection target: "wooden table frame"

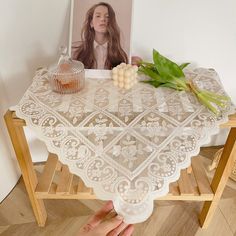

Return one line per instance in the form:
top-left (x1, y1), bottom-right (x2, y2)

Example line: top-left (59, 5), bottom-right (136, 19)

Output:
top-left (4, 110), bottom-right (236, 228)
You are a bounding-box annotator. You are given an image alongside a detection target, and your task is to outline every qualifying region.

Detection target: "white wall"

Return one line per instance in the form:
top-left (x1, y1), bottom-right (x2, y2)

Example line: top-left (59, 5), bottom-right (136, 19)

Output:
top-left (0, 0), bottom-right (70, 106)
top-left (132, 0), bottom-right (236, 102)
top-left (0, 74), bottom-right (20, 202)
top-left (0, 0), bottom-right (236, 200)
top-left (0, 0), bottom-right (70, 202)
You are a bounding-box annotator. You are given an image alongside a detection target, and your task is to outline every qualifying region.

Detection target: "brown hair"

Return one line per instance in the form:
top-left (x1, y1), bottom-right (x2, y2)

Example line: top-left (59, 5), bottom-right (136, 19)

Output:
top-left (73, 2), bottom-right (128, 69)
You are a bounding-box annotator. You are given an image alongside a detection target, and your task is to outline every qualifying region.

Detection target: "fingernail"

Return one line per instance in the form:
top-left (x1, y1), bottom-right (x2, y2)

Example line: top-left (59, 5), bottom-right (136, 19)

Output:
top-left (115, 215), bottom-right (123, 220)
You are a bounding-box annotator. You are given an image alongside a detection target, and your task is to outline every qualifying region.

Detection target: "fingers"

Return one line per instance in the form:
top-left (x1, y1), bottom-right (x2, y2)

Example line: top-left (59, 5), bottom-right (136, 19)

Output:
top-left (107, 222), bottom-right (129, 236)
top-left (80, 201), bottom-right (113, 233)
top-left (88, 201), bottom-right (114, 226)
top-left (131, 56), bottom-right (142, 66)
top-left (120, 224), bottom-right (134, 236)
top-left (97, 215), bottom-right (123, 235)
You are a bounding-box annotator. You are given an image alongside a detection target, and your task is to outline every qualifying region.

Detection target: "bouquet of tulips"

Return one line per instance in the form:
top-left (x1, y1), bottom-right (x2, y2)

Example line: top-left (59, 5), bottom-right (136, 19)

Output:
top-left (138, 49), bottom-right (230, 116)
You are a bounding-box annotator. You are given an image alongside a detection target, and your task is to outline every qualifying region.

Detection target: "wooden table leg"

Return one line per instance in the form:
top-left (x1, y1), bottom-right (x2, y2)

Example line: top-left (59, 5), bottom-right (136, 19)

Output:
top-left (199, 127), bottom-right (236, 228)
top-left (4, 110), bottom-right (47, 227)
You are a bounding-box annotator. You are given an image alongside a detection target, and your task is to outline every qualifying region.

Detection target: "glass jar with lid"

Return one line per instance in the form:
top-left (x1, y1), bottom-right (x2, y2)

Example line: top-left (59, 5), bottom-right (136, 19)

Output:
top-left (48, 47), bottom-right (85, 94)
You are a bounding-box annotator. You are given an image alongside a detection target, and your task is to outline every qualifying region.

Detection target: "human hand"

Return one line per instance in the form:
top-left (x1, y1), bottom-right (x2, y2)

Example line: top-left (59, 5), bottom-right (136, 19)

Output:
top-left (77, 201), bottom-right (134, 236)
top-left (131, 56), bottom-right (142, 66)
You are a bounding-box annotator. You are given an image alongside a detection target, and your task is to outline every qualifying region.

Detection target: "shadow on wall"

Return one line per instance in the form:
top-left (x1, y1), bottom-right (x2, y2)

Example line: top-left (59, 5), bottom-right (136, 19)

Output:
top-left (4, 45), bottom-right (56, 107)
top-left (4, 1), bottom-right (71, 107)
top-left (0, 72), bottom-right (21, 202)
top-left (0, 72), bottom-right (16, 159)
top-left (1, 2), bottom-right (71, 164)
top-left (25, 0), bottom-right (71, 77)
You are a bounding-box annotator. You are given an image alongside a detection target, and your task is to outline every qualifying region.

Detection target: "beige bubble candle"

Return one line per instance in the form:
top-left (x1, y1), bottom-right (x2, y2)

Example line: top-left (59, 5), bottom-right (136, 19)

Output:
top-left (112, 63), bottom-right (138, 90)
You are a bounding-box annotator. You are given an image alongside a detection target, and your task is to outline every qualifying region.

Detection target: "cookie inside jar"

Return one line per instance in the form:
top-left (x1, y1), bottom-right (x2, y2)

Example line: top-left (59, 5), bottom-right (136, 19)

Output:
top-left (48, 48), bottom-right (85, 94)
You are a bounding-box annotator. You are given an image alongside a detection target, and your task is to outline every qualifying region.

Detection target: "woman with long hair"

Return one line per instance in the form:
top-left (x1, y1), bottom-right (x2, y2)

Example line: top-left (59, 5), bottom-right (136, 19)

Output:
top-left (73, 2), bottom-right (128, 69)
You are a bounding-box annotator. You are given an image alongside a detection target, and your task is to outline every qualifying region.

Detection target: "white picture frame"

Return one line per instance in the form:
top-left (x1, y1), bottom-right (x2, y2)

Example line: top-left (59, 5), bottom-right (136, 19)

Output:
top-left (68, 0), bottom-right (133, 78)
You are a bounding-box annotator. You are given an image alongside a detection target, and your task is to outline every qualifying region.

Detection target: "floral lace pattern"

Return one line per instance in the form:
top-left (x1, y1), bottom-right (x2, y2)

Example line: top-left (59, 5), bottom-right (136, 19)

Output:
top-left (12, 68), bottom-right (235, 224)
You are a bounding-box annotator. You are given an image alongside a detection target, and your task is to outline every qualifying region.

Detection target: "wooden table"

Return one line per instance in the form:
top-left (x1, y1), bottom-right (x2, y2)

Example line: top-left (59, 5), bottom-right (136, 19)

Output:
top-left (4, 110), bottom-right (236, 228)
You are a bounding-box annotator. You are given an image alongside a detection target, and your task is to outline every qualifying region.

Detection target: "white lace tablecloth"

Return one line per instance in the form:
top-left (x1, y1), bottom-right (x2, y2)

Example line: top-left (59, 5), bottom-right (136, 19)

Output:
top-left (11, 68), bottom-right (235, 223)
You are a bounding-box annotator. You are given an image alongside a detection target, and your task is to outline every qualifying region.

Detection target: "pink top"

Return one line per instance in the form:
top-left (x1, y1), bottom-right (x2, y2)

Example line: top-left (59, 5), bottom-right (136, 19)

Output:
top-left (93, 40), bottom-right (108, 69)
top-left (71, 40), bottom-right (108, 69)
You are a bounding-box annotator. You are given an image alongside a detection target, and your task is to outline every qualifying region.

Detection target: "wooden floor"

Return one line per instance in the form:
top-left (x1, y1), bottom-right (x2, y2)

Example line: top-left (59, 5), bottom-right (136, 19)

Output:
top-left (1, 147), bottom-right (236, 236)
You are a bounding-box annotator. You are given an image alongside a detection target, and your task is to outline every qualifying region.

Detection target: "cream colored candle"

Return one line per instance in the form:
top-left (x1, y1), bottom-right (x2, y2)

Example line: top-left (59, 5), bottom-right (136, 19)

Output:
top-left (112, 63), bottom-right (138, 90)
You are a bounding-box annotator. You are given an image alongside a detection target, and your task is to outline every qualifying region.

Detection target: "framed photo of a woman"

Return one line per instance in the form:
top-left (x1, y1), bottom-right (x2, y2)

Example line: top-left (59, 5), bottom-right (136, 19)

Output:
top-left (69, 0), bottom-right (133, 71)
